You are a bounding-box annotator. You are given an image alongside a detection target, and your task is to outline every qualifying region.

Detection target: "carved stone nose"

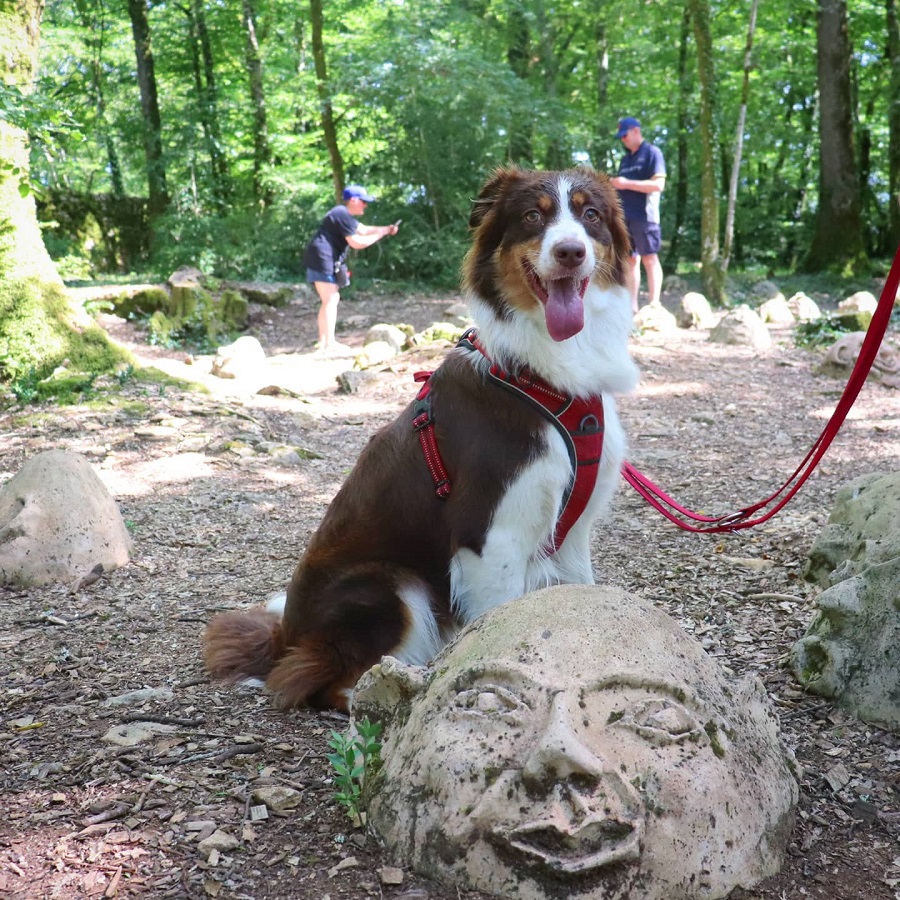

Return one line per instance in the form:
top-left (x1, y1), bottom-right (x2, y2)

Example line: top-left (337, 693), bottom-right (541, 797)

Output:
top-left (553, 240), bottom-right (586, 269)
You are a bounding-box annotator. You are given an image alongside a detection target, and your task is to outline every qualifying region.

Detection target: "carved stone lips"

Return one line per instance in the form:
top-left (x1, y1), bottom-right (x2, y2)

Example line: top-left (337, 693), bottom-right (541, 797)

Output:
top-left (500, 815), bottom-right (643, 875)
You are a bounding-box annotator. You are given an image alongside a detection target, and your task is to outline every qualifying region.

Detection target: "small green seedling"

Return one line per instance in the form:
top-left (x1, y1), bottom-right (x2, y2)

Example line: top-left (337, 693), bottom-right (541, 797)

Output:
top-left (327, 717), bottom-right (382, 827)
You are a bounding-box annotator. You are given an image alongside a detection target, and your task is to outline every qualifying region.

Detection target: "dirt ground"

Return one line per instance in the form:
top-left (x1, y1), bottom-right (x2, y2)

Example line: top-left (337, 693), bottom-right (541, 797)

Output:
top-left (1, 281), bottom-right (899, 900)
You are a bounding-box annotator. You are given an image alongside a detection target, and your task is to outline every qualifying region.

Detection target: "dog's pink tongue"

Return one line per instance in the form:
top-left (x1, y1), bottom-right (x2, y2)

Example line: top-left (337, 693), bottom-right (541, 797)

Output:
top-left (544, 277), bottom-right (584, 342)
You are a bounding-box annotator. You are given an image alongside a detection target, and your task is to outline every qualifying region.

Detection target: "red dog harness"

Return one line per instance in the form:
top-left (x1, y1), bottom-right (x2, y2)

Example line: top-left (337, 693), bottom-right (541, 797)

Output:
top-left (413, 330), bottom-right (604, 553)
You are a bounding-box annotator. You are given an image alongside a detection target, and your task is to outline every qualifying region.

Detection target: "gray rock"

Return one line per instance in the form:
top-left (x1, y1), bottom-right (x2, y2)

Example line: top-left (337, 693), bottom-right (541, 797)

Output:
top-left (635, 303), bottom-right (678, 333)
top-left (0, 450), bottom-right (132, 587)
top-left (251, 785), bottom-right (302, 812)
top-left (677, 291), bottom-right (716, 329)
top-left (358, 340), bottom-right (397, 367)
top-left (792, 471), bottom-right (900, 730)
top-left (336, 370), bottom-right (378, 394)
top-left (365, 324), bottom-right (407, 351)
top-left (197, 829), bottom-right (239, 858)
top-left (791, 557), bottom-right (900, 729)
top-left (758, 297), bottom-right (795, 325)
top-left (212, 335), bottom-right (268, 381)
top-left (804, 472), bottom-right (900, 586)
top-left (749, 280), bottom-right (785, 303)
top-left (709, 305), bottom-right (772, 351)
top-left (786, 292), bottom-right (821, 323)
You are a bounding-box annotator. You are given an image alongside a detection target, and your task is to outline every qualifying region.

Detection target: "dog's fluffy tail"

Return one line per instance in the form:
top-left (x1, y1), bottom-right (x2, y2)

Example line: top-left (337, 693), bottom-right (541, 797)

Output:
top-left (203, 608), bottom-right (284, 684)
top-left (203, 604), bottom-right (356, 710)
top-left (267, 638), bottom-right (357, 711)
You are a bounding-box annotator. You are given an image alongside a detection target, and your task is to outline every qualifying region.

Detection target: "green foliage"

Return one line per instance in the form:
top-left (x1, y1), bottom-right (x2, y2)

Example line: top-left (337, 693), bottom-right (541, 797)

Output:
top-left (326, 718), bottom-right (383, 827)
top-left (794, 315), bottom-right (857, 349)
top-left (24, 0), bottom-right (897, 283)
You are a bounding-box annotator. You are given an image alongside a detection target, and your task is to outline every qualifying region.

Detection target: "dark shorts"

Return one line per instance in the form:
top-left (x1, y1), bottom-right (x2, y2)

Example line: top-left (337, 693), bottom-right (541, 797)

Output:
top-left (306, 267), bottom-right (335, 284)
top-left (626, 221), bottom-right (662, 257)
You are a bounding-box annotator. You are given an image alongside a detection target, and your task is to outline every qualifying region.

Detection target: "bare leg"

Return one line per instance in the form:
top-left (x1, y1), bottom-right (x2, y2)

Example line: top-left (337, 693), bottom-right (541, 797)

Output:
top-left (627, 255), bottom-right (641, 313)
top-left (314, 281), bottom-right (341, 348)
top-left (643, 253), bottom-right (663, 307)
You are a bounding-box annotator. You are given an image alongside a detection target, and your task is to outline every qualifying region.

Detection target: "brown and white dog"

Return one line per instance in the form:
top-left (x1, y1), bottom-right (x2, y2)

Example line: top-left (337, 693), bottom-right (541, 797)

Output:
top-left (203, 167), bottom-right (639, 711)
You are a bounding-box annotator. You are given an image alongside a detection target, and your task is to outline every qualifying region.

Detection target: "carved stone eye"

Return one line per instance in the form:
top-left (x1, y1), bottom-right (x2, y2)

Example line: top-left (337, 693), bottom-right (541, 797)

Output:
top-left (611, 698), bottom-right (705, 747)
top-left (453, 685), bottom-right (529, 723)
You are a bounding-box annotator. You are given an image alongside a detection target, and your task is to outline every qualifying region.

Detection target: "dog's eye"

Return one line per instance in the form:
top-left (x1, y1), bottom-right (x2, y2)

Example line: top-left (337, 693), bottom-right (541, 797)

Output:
top-left (524, 209), bottom-right (542, 225)
top-left (583, 207), bottom-right (601, 223)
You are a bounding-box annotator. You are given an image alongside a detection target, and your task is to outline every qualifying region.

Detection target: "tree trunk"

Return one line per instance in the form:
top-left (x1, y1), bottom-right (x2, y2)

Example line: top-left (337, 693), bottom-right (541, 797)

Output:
top-left (686, 0), bottom-right (725, 305)
top-left (181, 0), bottom-right (231, 211)
top-left (75, 2), bottom-right (125, 197)
top-left (126, 0), bottom-right (169, 219)
top-left (241, 0), bottom-right (272, 206)
top-left (887, 0), bottom-right (900, 249)
top-left (0, 0), bottom-right (128, 381)
top-left (588, 4), bottom-right (609, 170)
top-left (722, 0), bottom-right (758, 272)
top-left (0, 0), bottom-right (60, 285)
top-left (309, 0), bottom-right (344, 203)
top-left (194, 0), bottom-right (231, 209)
top-left (506, 5), bottom-right (533, 165)
top-left (802, 0), bottom-right (867, 272)
top-left (664, 6), bottom-right (692, 272)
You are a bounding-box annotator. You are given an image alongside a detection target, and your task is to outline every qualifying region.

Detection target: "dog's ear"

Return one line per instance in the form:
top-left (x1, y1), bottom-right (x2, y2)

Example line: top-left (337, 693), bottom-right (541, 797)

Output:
top-left (608, 192), bottom-right (633, 286)
top-left (589, 171), bottom-right (632, 287)
top-left (469, 166), bottom-right (522, 229)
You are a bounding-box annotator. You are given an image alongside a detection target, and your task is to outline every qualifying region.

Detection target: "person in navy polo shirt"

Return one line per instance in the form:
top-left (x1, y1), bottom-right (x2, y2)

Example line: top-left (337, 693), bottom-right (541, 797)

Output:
top-left (303, 185), bottom-right (400, 356)
top-left (610, 117), bottom-right (666, 314)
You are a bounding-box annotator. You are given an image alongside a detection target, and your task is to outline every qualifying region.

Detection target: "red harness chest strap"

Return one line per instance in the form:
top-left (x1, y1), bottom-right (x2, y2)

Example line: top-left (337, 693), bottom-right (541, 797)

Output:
top-left (412, 330), bottom-right (604, 553)
top-left (412, 372), bottom-right (451, 498)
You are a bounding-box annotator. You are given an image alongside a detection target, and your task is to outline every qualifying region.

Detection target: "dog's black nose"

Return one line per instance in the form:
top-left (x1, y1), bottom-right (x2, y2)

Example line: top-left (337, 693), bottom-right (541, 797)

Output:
top-left (553, 240), bottom-right (586, 269)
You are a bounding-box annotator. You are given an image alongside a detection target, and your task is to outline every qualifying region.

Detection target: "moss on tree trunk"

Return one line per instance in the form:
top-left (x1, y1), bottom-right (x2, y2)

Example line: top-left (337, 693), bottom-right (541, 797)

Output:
top-left (0, 0), bottom-right (130, 385)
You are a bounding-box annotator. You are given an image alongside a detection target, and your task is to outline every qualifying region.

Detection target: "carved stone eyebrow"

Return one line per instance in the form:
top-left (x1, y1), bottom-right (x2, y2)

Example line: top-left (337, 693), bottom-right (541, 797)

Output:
top-left (448, 662), bottom-right (541, 694)
top-left (582, 673), bottom-right (707, 712)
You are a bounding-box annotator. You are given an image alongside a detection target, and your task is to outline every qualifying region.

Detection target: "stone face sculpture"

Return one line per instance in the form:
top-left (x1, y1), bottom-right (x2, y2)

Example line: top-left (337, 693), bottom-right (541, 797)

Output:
top-left (354, 586), bottom-right (798, 900)
top-left (816, 333), bottom-right (900, 389)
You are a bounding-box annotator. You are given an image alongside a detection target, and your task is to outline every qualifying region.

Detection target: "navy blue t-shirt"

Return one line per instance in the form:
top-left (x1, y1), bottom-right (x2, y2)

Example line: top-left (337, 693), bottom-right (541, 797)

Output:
top-left (616, 141), bottom-right (666, 225)
top-left (303, 205), bottom-right (359, 272)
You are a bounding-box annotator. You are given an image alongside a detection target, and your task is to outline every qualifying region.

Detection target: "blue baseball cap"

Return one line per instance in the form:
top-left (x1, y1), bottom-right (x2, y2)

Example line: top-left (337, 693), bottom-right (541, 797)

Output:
top-left (615, 116), bottom-right (641, 138)
top-left (343, 184), bottom-right (377, 202)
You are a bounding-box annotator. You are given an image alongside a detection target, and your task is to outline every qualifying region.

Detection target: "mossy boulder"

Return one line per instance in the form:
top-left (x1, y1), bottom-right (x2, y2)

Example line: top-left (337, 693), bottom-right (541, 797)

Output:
top-left (115, 286), bottom-right (169, 318)
top-left (0, 276), bottom-right (132, 384)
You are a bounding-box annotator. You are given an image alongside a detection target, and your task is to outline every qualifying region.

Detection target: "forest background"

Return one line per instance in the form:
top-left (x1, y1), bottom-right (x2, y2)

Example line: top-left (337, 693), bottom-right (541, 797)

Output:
top-left (4, 0), bottom-right (898, 304)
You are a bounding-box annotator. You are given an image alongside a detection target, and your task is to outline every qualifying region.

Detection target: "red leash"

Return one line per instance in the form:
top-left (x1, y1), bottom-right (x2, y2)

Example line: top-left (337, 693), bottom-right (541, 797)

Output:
top-left (623, 244), bottom-right (900, 533)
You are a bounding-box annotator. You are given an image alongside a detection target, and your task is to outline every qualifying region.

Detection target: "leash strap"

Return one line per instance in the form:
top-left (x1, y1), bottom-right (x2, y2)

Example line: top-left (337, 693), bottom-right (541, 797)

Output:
top-left (623, 244), bottom-right (900, 532)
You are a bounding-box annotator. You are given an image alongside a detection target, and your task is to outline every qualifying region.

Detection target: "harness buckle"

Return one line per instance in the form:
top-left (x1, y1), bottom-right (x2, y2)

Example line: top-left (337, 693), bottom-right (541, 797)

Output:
top-left (576, 413), bottom-right (603, 435)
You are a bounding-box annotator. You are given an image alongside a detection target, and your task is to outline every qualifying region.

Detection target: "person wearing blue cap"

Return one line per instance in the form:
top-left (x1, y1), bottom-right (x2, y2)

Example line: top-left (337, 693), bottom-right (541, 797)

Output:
top-left (303, 185), bottom-right (400, 356)
top-left (610, 117), bottom-right (666, 314)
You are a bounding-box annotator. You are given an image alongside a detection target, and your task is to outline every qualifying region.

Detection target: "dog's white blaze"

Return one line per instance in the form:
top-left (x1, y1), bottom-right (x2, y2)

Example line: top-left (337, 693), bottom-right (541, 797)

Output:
top-left (394, 579), bottom-right (444, 666)
top-left (467, 282), bottom-right (637, 399)
top-left (536, 174), bottom-right (596, 278)
top-left (266, 591), bottom-right (287, 616)
top-left (450, 428), bottom-right (576, 623)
